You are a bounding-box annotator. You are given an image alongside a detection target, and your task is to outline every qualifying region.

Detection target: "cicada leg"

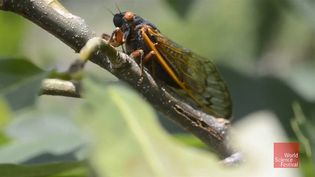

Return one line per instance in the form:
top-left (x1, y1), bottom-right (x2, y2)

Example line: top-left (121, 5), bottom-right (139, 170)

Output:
top-left (143, 51), bottom-right (155, 63)
top-left (130, 49), bottom-right (157, 78)
top-left (101, 33), bottom-right (111, 41)
top-left (143, 50), bottom-right (156, 78)
top-left (104, 27), bottom-right (125, 47)
top-left (130, 49), bottom-right (144, 76)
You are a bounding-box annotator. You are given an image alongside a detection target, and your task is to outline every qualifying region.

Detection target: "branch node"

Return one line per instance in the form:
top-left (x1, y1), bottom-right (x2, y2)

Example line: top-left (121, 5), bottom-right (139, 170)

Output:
top-left (40, 79), bottom-right (81, 98)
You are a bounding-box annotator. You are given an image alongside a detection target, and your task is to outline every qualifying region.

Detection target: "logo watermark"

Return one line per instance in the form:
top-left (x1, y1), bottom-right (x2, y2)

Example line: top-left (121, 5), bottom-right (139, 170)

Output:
top-left (274, 142), bottom-right (299, 168)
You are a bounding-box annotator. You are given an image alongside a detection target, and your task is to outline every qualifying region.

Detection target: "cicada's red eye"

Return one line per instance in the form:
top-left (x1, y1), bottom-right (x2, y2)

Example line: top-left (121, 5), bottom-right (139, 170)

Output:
top-left (124, 11), bottom-right (135, 22)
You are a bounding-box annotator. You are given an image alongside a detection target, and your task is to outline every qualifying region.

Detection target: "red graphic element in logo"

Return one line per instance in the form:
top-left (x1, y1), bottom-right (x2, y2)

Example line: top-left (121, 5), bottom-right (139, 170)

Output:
top-left (274, 142), bottom-right (299, 168)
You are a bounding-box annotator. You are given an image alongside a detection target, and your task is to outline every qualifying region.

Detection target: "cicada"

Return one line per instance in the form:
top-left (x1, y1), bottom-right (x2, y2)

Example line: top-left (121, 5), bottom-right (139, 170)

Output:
top-left (106, 11), bottom-right (232, 119)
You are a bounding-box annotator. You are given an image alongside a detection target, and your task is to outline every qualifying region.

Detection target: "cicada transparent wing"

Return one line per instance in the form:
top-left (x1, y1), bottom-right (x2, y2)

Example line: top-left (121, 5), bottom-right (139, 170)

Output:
top-left (145, 28), bottom-right (232, 119)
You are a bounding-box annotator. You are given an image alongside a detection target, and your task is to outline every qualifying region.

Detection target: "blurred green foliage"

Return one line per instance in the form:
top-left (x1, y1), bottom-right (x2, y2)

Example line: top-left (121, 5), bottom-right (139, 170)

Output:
top-left (163, 0), bottom-right (195, 18)
top-left (75, 79), bottom-right (225, 177)
top-left (292, 103), bottom-right (315, 176)
top-left (0, 0), bottom-right (314, 176)
top-left (0, 98), bottom-right (11, 145)
top-left (0, 161), bottom-right (87, 177)
top-left (0, 13), bottom-right (25, 56)
top-left (0, 59), bottom-right (48, 110)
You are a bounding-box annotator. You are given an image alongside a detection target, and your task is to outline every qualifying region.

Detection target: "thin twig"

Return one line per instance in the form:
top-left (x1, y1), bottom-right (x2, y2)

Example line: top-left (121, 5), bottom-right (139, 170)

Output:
top-left (40, 79), bottom-right (81, 98)
top-left (0, 0), bottom-right (238, 160)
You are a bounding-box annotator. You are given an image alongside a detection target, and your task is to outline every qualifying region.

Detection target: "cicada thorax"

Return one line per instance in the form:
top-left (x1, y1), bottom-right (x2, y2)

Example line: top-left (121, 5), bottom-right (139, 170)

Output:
top-left (122, 24), bottom-right (181, 88)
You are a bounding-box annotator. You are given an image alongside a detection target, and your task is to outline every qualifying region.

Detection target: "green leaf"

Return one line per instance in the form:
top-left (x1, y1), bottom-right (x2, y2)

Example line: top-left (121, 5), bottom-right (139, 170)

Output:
top-left (0, 13), bottom-right (26, 56)
top-left (0, 58), bottom-right (48, 110)
top-left (163, 0), bottom-right (195, 18)
top-left (173, 133), bottom-right (206, 149)
top-left (0, 97), bottom-right (11, 130)
top-left (291, 103), bottom-right (315, 175)
top-left (0, 108), bottom-right (86, 164)
top-left (75, 79), bottom-right (232, 177)
top-left (0, 98), bottom-right (11, 145)
top-left (253, 0), bottom-right (283, 57)
top-left (0, 161), bottom-right (87, 177)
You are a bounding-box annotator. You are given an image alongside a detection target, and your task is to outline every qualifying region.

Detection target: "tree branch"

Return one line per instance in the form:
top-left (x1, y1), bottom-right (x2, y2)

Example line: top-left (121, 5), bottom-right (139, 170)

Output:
top-left (0, 0), bottom-right (238, 160)
top-left (40, 79), bottom-right (81, 98)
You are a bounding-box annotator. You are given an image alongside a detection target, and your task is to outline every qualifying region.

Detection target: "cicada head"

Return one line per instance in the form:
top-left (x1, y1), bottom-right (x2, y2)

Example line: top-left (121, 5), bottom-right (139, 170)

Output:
top-left (113, 11), bottom-right (155, 30)
top-left (113, 12), bottom-right (124, 27)
top-left (113, 11), bottom-right (136, 27)
top-left (112, 11), bottom-right (139, 43)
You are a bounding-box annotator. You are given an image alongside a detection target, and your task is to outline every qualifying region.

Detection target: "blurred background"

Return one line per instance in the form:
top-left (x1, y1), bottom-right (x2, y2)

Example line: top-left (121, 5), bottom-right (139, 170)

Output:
top-left (0, 0), bottom-right (315, 176)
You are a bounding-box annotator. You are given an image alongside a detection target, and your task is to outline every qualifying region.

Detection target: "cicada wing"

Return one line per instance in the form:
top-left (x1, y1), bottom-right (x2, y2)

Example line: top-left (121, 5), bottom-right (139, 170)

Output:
top-left (152, 32), bottom-right (232, 118)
